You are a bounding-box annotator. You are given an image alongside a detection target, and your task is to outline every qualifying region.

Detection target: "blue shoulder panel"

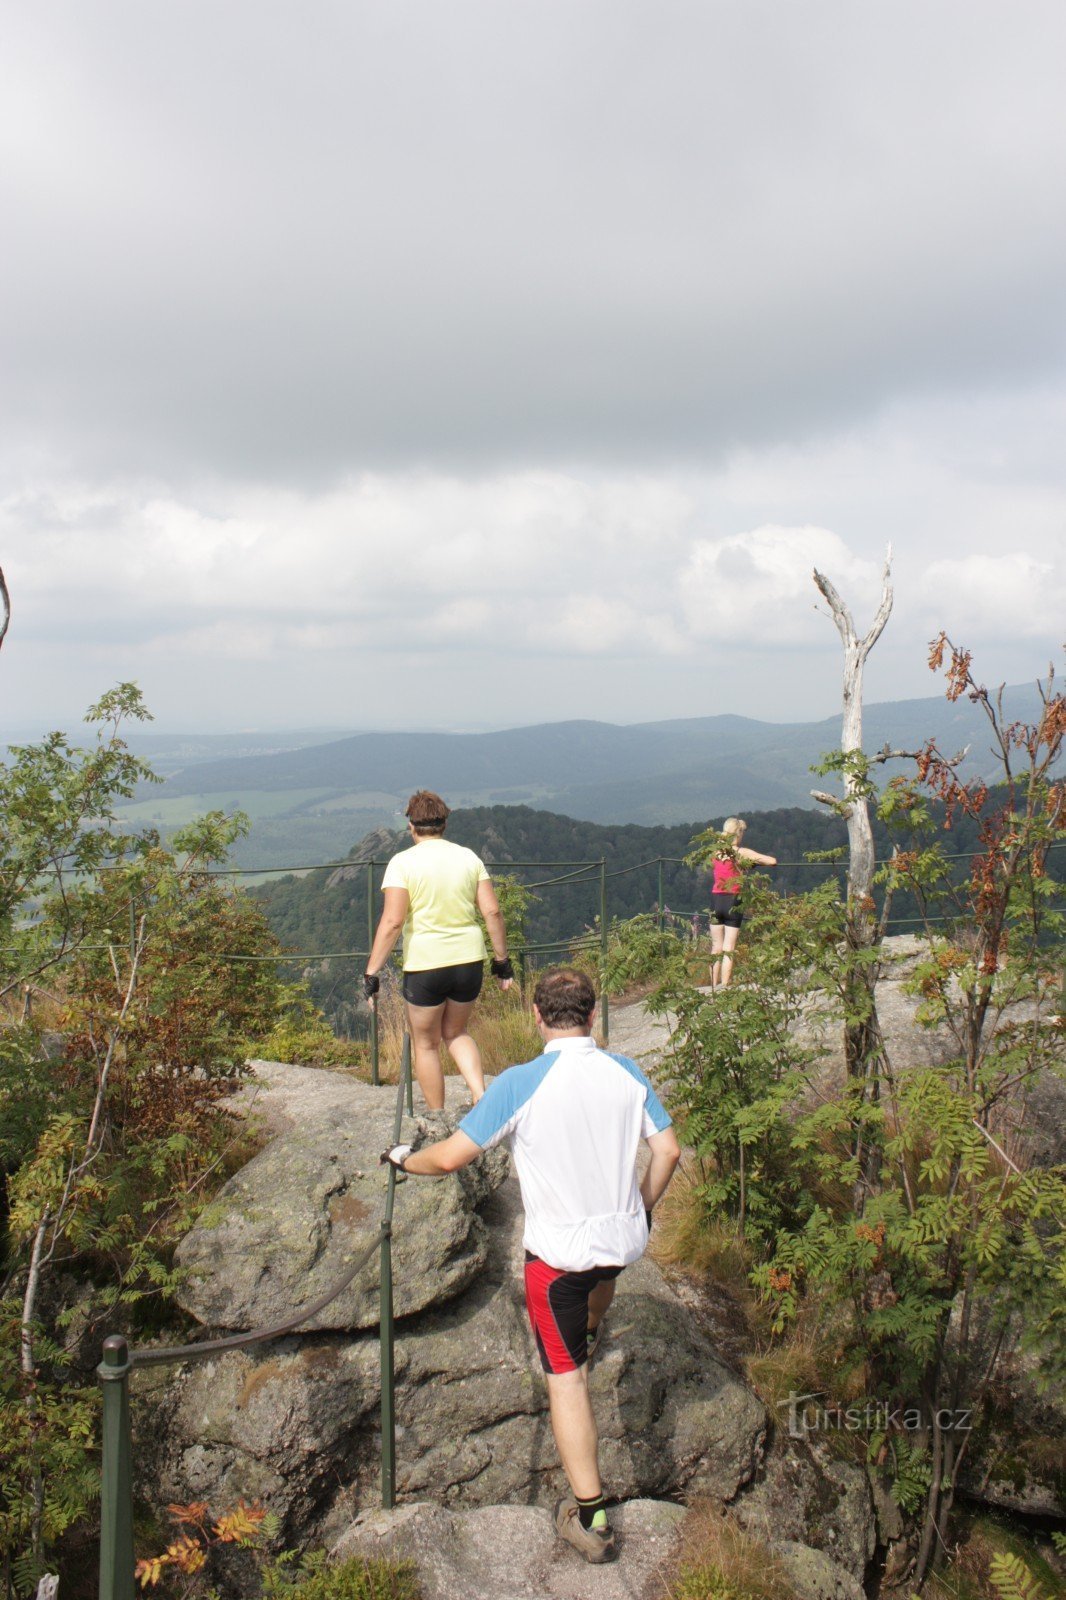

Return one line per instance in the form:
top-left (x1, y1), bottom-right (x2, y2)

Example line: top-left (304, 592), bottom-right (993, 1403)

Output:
top-left (607, 1051), bottom-right (672, 1133)
top-left (459, 1052), bottom-right (559, 1147)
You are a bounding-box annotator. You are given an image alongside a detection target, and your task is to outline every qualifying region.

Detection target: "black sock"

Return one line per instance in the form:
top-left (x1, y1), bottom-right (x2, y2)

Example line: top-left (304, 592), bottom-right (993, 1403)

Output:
top-left (576, 1494), bottom-right (607, 1530)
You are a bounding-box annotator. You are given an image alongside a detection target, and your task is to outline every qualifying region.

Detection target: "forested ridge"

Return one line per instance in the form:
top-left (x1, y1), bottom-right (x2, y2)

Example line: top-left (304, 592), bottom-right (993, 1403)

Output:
top-left (252, 797), bottom-right (1064, 1029)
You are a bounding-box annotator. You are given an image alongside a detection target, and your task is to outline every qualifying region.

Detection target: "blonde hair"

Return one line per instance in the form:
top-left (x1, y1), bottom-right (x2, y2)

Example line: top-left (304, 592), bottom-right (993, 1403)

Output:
top-left (722, 817), bottom-right (746, 842)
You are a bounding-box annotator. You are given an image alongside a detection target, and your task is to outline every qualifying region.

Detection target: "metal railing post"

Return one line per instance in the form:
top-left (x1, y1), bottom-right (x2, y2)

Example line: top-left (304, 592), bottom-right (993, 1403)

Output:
top-left (98, 1335), bottom-right (135, 1600)
top-left (599, 859), bottom-right (609, 1045)
top-left (379, 1216), bottom-right (396, 1508)
top-left (380, 1029), bottom-right (409, 1509)
top-left (403, 1029), bottom-right (412, 1116)
top-left (367, 862), bottom-right (379, 1085)
top-left (658, 858), bottom-right (665, 947)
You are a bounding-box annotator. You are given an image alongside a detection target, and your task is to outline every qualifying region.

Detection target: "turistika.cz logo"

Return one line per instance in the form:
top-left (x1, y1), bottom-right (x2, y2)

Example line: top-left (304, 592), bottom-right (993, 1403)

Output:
top-left (779, 1392), bottom-right (973, 1440)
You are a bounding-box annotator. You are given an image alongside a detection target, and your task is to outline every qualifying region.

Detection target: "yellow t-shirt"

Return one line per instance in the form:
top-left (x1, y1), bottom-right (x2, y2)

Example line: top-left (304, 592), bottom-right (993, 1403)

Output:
top-left (380, 839), bottom-right (490, 971)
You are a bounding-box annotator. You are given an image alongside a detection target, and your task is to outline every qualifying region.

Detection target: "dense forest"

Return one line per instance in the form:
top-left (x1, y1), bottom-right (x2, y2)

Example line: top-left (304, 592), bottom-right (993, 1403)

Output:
top-left (252, 798), bottom-right (1063, 1032)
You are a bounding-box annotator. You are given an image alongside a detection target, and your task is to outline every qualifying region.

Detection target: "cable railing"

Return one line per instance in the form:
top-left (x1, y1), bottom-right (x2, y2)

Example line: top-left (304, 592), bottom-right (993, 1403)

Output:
top-left (97, 1034), bottom-right (415, 1600)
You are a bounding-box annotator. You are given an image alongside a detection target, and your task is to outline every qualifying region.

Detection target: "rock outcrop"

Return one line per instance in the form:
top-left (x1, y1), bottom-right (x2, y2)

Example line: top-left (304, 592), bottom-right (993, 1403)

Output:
top-left (142, 1063), bottom-right (766, 1549)
top-left (174, 1063), bottom-right (509, 1332)
top-left (733, 1435), bottom-right (875, 1593)
top-left (331, 1500), bottom-right (687, 1600)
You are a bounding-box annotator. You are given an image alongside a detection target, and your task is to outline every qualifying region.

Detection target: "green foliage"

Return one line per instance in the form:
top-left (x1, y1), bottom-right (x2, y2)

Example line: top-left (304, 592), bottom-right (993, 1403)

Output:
top-left (655, 649), bottom-right (1065, 1593)
top-left (885, 1434), bottom-right (933, 1515)
top-left (0, 692), bottom-right (319, 1586)
top-left (261, 1549), bottom-right (422, 1600)
top-left (482, 872), bottom-right (534, 957)
top-left (598, 913), bottom-right (687, 996)
top-left (668, 1565), bottom-right (762, 1600)
top-left (255, 985), bottom-right (371, 1071)
top-left (0, 1313), bottom-right (98, 1596)
top-left (652, 878), bottom-right (836, 1243)
top-left (987, 1551), bottom-right (1050, 1600)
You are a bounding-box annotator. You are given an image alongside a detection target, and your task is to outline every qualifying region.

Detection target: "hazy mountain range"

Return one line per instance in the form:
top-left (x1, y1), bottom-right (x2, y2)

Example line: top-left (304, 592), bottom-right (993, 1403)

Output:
top-left (110, 684), bottom-right (1046, 872)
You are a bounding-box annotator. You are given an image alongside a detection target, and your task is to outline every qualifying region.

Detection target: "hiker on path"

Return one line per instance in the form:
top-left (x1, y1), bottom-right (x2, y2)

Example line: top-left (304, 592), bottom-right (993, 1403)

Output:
top-left (364, 789), bottom-right (513, 1109)
top-left (381, 966), bottom-right (681, 1565)
top-left (707, 816), bottom-right (776, 990)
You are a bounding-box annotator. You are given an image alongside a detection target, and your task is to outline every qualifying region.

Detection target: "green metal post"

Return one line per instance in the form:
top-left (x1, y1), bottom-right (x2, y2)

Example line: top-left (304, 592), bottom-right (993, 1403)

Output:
top-left (403, 1030), bottom-right (413, 1117)
top-left (599, 859), bottom-right (609, 1045)
top-left (379, 1218), bottom-right (396, 1508)
top-left (98, 1334), bottom-right (135, 1600)
top-left (367, 863), bottom-right (379, 1086)
top-left (658, 858), bottom-right (665, 949)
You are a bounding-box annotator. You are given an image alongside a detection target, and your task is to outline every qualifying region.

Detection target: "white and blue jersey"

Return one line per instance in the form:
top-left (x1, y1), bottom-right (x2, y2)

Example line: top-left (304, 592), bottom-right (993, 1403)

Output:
top-left (458, 1034), bottom-right (672, 1273)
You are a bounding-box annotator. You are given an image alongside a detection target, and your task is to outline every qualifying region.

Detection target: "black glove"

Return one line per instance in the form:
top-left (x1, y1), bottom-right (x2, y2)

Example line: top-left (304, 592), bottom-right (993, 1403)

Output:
top-left (363, 971), bottom-right (380, 1000)
top-left (491, 956), bottom-right (514, 980)
top-left (380, 1144), bottom-right (412, 1172)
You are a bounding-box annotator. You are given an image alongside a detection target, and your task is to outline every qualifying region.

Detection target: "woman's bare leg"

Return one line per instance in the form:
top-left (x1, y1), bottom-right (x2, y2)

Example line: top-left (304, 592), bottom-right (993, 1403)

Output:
top-left (709, 923), bottom-right (725, 988)
top-left (441, 997), bottom-right (485, 1102)
top-left (405, 1001), bottom-right (447, 1109)
top-left (718, 926), bottom-right (741, 988)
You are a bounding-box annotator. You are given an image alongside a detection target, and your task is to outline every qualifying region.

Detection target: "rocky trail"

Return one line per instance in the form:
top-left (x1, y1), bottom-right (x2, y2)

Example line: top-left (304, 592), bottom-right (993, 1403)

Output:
top-left (134, 964), bottom-right (1061, 1599)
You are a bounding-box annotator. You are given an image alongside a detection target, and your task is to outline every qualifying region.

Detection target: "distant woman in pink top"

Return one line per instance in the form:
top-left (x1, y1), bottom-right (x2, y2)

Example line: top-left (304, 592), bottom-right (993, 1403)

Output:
top-left (708, 817), bottom-right (776, 990)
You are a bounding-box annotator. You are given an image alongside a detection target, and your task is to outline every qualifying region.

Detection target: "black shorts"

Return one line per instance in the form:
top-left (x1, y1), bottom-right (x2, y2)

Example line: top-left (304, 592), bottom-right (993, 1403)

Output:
top-left (711, 893), bottom-right (744, 929)
top-left (524, 1252), bottom-right (624, 1374)
top-left (402, 960), bottom-right (484, 1007)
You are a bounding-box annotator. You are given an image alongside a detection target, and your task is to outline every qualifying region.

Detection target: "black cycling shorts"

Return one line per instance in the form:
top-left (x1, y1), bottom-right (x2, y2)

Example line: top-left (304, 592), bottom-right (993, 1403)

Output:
top-left (402, 960), bottom-right (484, 1007)
top-left (711, 893), bottom-right (744, 929)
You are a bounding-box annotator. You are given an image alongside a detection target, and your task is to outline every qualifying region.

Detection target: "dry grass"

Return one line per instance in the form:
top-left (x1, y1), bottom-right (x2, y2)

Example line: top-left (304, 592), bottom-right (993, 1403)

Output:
top-left (373, 976), bottom-right (542, 1085)
top-left (652, 1167), bottom-right (758, 1291)
top-left (654, 1503), bottom-right (799, 1600)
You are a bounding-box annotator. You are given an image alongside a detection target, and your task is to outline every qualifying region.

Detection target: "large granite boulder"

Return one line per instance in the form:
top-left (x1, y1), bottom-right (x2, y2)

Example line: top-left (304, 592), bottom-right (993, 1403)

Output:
top-left (330, 1500), bottom-right (687, 1600)
top-left (733, 1435), bottom-right (876, 1584)
top-left (140, 1065), bottom-right (766, 1547)
top-left (174, 1063), bottom-right (508, 1332)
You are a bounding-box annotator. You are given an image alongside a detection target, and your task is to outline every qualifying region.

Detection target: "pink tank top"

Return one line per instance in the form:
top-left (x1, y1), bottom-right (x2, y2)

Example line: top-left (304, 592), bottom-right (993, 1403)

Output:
top-left (712, 855), bottom-right (741, 894)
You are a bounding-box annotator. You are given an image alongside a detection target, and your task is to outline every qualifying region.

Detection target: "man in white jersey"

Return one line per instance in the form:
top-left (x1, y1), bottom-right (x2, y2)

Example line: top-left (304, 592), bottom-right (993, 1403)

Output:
top-left (381, 967), bottom-right (681, 1564)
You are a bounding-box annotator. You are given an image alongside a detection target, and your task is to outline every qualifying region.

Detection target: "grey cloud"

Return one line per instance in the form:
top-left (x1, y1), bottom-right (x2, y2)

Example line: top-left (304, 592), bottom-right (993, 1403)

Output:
top-left (3, 1), bottom-right (1065, 483)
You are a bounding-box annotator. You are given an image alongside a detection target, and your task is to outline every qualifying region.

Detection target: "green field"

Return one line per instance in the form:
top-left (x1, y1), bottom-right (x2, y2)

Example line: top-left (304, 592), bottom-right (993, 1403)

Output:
top-left (117, 787), bottom-right (336, 824)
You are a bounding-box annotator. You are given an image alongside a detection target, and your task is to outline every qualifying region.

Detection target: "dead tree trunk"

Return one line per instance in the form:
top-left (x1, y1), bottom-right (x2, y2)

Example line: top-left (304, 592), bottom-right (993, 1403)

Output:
top-left (811, 552), bottom-right (894, 1203)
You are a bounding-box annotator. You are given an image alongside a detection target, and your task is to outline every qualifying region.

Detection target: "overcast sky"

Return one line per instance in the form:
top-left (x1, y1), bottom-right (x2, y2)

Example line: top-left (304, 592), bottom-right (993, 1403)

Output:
top-left (2, 0), bottom-right (1064, 735)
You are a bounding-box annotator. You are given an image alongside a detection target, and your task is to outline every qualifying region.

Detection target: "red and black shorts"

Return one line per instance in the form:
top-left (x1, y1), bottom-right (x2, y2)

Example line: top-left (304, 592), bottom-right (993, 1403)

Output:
top-left (523, 1251), bottom-right (623, 1374)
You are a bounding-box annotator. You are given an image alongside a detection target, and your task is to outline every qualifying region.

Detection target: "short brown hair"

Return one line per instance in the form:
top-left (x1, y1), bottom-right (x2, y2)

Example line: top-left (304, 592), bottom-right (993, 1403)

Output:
top-left (533, 967), bottom-right (596, 1029)
top-left (405, 790), bottom-right (450, 835)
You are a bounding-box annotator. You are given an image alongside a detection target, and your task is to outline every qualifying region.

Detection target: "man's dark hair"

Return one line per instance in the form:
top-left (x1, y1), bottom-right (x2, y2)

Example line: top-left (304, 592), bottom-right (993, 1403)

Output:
top-left (533, 967), bottom-right (596, 1029)
top-left (405, 790), bottom-right (450, 836)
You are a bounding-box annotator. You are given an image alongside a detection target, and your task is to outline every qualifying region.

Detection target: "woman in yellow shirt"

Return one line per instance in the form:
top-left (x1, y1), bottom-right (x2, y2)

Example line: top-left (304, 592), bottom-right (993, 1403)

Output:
top-left (364, 790), bottom-right (512, 1109)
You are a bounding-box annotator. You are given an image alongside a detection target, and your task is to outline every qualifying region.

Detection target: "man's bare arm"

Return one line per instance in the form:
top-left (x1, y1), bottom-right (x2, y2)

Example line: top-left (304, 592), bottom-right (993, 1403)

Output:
top-left (641, 1126), bottom-right (681, 1211)
top-left (389, 1130), bottom-right (483, 1176)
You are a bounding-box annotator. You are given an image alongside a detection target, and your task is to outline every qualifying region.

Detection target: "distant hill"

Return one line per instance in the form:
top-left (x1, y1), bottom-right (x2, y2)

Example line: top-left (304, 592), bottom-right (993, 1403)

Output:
top-left (253, 789), bottom-right (1065, 1033)
top-left (119, 685), bottom-right (1049, 870)
top-left (252, 802), bottom-right (854, 1032)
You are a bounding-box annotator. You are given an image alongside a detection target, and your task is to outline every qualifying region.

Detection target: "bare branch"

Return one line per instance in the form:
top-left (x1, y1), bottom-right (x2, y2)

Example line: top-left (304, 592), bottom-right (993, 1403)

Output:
top-left (814, 548), bottom-right (894, 664)
top-left (0, 565), bottom-right (9, 652)
top-left (870, 745), bottom-right (922, 765)
top-left (810, 788), bottom-right (853, 817)
top-left (862, 549), bottom-right (894, 655)
top-left (812, 567), bottom-right (856, 650)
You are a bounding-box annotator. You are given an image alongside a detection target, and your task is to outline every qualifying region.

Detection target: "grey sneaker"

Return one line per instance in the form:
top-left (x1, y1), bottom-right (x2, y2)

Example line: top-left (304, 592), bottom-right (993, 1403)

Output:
top-left (553, 1497), bottom-right (617, 1564)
